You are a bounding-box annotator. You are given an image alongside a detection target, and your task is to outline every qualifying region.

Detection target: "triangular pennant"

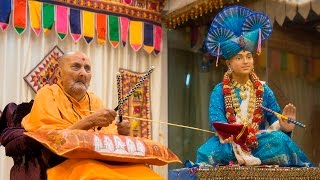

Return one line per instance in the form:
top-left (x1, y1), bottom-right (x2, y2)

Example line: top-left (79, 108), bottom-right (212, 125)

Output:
top-left (298, 2), bottom-right (311, 19)
top-left (29, 1), bottom-right (41, 36)
top-left (96, 13), bottom-right (106, 45)
top-left (55, 5), bottom-right (68, 40)
top-left (83, 10), bottom-right (94, 44)
top-left (69, 8), bottom-right (81, 42)
top-left (275, 1), bottom-right (286, 26)
top-left (153, 25), bottom-right (162, 55)
top-left (13, 0), bottom-right (27, 35)
top-left (108, 15), bottom-right (120, 48)
top-left (120, 17), bottom-right (130, 47)
top-left (123, 0), bottom-right (133, 5)
top-left (0, 0), bottom-right (12, 31)
top-left (143, 22), bottom-right (154, 54)
top-left (42, 3), bottom-right (54, 33)
top-left (129, 21), bottom-right (143, 52)
top-left (285, 1), bottom-right (297, 21)
top-left (312, 0), bottom-right (320, 15)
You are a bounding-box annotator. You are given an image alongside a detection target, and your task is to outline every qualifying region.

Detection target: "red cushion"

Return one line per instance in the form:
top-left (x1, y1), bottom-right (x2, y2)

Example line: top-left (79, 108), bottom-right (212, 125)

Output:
top-left (213, 122), bottom-right (249, 151)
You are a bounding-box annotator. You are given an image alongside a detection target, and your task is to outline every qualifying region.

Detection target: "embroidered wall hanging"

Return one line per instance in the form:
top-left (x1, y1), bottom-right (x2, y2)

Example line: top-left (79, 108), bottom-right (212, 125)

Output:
top-left (120, 69), bottom-right (152, 139)
top-left (24, 45), bottom-right (64, 92)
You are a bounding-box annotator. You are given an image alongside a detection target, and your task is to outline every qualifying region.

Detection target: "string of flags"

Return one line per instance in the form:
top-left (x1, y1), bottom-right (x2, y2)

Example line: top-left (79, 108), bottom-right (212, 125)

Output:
top-left (255, 48), bottom-right (320, 82)
top-left (0, 0), bottom-right (164, 55)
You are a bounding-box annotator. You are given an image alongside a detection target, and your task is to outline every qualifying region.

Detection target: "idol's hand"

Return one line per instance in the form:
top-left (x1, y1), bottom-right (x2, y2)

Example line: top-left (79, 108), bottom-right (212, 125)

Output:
top-left (219, 135), bottom-right (234, 144)
top-left (279, 103), bottom-right (296, 132)
top-left (117, 119), bottom-right (130, 136)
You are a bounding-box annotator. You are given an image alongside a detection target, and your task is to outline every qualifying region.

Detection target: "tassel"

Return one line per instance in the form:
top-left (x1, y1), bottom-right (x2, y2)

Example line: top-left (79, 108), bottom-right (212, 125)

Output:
top-left (216, 43), bottom-right (220, 67)
top-left (256, 29), bottom-right (261, 55)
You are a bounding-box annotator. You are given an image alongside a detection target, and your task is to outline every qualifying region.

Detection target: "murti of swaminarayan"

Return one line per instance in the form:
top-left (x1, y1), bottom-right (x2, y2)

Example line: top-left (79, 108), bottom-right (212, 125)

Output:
top-left (222, 71), bottom-right (264, 149)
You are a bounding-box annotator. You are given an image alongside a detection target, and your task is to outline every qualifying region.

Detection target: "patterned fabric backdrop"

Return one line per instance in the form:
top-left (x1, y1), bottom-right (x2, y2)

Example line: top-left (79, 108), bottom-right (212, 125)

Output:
top-left (120, 69), bottom-right (152, 139)
top-left (24, 46), bottom-right (64, 92)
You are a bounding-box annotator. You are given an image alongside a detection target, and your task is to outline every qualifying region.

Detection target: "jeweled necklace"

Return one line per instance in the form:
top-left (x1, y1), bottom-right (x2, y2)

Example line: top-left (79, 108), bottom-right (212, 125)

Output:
top-left (230, 80), bottom-right (255, 125)
top-left (222, 71), bottom-right (264, 149)
top-left (232, 80), bottom-right (252, 100)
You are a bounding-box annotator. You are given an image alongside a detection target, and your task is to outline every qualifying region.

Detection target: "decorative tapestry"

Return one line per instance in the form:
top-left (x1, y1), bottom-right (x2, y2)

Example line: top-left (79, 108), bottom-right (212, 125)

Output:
top-left (24, 46), bottom-right (64, 92)
top-left (120, 69), bottom-right (152, 139)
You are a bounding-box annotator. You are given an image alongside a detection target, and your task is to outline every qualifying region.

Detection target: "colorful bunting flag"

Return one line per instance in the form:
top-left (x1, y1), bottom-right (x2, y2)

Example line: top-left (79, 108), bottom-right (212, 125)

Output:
top-left (280, 50), bottom-right (288, 71)
top-left (314, 60), bottom-right (320, 80)
top-left (294, 56), bottom-right (301, 76)
top-left (120, 17), bottom-right (130, 47)
top-left (55, 5), bottom-right (68, 40)
top-left (130, 21), bottom-right (143, 52)
top-left (153, 25), bottom-right (162, 55)
top-left (143, 23), bottom-right (154, 54)
top-left (3, 0), bottom-right (163, 55)
top-left (256, 48), bottom-right (266, 69)
top-left (270, 49), bottom-right (280, 70)
top-left (306, 58), bottom-right (316, 81)
top-left (108, 15), bottom-right (120, 48)
top-left (298, 56), bottom-right (307, 77)
top-left (42, 3), bottom-right (54, 33)
top-left (96, 13), bottom-right (106, 45)
top-left (287, 53), bottom-right (297, 74)
top-left (0, 0), bottom-right (12, 31)
top-left (13, 0), bottom-right (27, 35)
top-left (69, 8), bottom-right (81, 42)
top-left (83, 10), bottom-right (94, 44)
top-left (122, 0), bottom-right (133, 5)
top-left (29, 1), bottom-right (41, 36)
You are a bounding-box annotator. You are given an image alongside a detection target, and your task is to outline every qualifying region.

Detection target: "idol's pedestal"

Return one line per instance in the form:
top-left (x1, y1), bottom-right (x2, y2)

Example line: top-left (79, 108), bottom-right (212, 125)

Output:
top-left (169, 166), bottom-right (320, 179)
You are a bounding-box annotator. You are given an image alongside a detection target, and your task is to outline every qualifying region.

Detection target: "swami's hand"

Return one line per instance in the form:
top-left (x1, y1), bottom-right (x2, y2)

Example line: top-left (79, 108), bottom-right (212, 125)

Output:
top-left (117, 119), bottom-right (130, 136)
top-left (69, 108), bottom-right (116, 130)
top-left (89, 108), bottom-right (117, 127)
top-left (279, 103), bottom-right (296, 132)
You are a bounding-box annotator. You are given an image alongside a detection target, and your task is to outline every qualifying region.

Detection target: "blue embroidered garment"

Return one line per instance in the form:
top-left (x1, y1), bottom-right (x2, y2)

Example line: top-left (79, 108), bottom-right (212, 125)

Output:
top-left (196, 83), bottom-right (312, 167)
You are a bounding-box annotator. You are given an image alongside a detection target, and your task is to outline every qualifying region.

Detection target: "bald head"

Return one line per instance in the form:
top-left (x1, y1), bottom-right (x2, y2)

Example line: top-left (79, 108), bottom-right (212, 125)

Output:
top-left (57, 52), bottom-right (91, 68)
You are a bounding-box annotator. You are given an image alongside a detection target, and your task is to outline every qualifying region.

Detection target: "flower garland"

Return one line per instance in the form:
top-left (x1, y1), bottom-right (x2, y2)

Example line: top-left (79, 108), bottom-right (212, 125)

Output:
top-left (222, 71), bottom-right (264, 149)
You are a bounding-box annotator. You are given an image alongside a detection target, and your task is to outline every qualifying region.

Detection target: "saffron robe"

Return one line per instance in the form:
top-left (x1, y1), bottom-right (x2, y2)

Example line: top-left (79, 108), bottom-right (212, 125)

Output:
top-left (22, 83), bottom-right (164, 180)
